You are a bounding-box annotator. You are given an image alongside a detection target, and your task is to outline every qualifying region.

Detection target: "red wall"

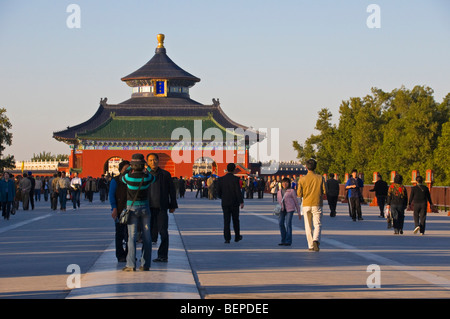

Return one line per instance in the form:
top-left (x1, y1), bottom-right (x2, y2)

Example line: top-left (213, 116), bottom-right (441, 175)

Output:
top-left (73, 148), bottom-right (244, 178)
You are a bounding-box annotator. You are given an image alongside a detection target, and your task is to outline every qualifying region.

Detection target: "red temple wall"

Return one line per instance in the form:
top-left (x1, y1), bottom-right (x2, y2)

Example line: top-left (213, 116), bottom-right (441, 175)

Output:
top-left (72, 148), bottom-right (245, 178)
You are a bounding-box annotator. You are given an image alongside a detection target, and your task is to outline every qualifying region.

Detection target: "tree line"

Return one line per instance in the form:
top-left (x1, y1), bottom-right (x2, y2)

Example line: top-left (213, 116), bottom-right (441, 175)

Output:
top-left (293, 85), bottom-right (450, 186)
top-left (31, 151), bottom-right (69, 162)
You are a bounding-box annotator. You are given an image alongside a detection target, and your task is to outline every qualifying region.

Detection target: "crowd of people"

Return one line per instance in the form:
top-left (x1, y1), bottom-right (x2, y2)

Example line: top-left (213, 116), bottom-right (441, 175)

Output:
top-left (0, 157), bottom-right (437, 271)
top-left (0, 171), bottom-right (118, 219)
top-left (191, 175), bottom-right (269, 200)
top-left (269, 164), bottom-right (435, 252)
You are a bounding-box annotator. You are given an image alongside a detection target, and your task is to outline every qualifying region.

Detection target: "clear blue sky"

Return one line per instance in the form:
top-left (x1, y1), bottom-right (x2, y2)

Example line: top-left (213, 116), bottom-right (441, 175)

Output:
top-left (1, 0), bottom-right (449, 162)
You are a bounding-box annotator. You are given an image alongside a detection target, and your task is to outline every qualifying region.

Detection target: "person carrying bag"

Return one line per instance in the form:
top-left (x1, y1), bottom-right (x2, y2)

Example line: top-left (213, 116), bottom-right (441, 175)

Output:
top-left (119, 176), bottom-right (144, 225)
top-left (276, 177), bottom-right (301, 246)
top-left (120, 154), bottom-right (156, 272)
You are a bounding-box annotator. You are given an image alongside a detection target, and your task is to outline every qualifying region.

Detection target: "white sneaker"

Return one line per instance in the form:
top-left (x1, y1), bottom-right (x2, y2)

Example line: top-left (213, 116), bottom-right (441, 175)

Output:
top-left (413, 226), bottom-right (420, 234)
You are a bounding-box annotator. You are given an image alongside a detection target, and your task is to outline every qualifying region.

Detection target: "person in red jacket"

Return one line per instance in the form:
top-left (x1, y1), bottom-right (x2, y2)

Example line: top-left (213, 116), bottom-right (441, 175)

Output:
top-left (386, 174), bottom-right (408, 235)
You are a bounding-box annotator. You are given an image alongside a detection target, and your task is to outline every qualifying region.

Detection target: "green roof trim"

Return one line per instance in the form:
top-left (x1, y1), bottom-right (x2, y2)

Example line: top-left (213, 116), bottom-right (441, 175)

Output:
top-left (76, 116), bottom-right (244, 141)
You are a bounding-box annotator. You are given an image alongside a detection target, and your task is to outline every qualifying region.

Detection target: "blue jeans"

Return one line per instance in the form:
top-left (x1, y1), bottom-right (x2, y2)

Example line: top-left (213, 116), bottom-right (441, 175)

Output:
top-left (59, 188), bottom-right (67, 210)
top-left (71, 190), bottom-right (80, 209)
top-left (279, 210), bottom-right (294, 244)
top-left (126, 204), bottom-right (152, 269)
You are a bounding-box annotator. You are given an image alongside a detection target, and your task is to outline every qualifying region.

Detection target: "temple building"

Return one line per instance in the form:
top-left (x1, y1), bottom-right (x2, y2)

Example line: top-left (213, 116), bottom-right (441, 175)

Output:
top-left (53, 34), bottom-right (261, 177)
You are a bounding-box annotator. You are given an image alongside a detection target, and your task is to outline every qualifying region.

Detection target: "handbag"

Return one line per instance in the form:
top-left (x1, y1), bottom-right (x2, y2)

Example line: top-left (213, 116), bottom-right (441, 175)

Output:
top-left (273, 191), bottom-right (287, 216)
top-left (119, 175), bottom-right (144, 225)
top-left (385, 206), bottom-right (392, 229)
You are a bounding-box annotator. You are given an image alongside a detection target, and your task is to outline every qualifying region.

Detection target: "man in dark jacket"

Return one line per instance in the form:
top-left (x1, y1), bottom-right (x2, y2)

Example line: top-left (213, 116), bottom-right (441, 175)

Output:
top-left (408, 175), bottom-right (433, 235)
top-left (109, 160), bottom-right (130, 262)
top-left (147, 153), bottom-right (178, 263)
top-left (217, 163), bottom-right (244, 243)
top-left (326, 173), bottom-right (340, 217)
top-left (370, 173), bottom-right (389, 218)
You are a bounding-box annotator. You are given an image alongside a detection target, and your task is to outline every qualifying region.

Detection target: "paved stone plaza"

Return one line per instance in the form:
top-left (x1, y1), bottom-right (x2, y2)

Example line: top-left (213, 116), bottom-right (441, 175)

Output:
top-left (0, 191), bottom-right (449, 299)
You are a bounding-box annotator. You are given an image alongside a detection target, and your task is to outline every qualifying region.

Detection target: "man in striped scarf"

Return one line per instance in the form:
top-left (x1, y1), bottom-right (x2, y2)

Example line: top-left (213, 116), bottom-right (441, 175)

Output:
top-left (121, 153), bottom-right (156, 271)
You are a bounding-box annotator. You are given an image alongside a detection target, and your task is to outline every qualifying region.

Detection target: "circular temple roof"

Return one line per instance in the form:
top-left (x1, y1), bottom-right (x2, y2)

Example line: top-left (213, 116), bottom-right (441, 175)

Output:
top-left (121, 34), bottom-right (201, 87)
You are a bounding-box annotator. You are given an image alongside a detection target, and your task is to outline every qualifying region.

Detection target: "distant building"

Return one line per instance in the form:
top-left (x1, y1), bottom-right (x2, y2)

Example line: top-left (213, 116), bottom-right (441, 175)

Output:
top-left (53, 34), bottom-right (262, 178)
top-left (10, 160), bottom-right (69, 177)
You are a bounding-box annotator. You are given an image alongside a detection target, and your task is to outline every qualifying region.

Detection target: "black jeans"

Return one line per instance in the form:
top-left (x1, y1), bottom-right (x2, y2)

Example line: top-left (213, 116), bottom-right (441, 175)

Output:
top-left (2, 201), bottom-right (12, 219)
top-left (413, 202), bottom-right (427, 234)
top-left (222, 205), bottom-right (240, 241)
top-left (349, 197), bottom-right (362, 220)
top-left (150, 207), bottom-right (169, 259)
top-left (391, 205), bottom-right (405, 231)
top-left (115, 221), bottom-right (128, 261)
top-left (377, 195), bottom-right (386, 216)
top-left (327, 195), bottom-right (338, 216)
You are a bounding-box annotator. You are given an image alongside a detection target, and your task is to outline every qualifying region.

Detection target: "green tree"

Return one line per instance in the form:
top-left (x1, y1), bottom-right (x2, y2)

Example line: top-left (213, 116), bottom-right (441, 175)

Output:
top-left (293, 108), bottom-right (336, 174)
top-left (373, 86), bottom-right (448, 181)
top-left (293, 86), bottom-right (450, 185)
top-left (32, 151), bottom-right (54, 161)
top-left (55, 154), bottom-right (69, 161)
top-left (0, 108), bottom-right (15, 171)
top-left (433, 93), bottom-right (450, 185)
top-left (32, 152), bottom-right (69, 162)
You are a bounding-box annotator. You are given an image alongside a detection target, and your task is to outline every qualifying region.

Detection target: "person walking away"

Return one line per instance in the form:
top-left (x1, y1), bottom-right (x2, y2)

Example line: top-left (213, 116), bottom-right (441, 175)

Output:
top-left (370, 173), bottom-right (389, 218)
top-left (50, 172), bottom-right (60, 210)
top-left (297, 159), bottom-right (326, 252)
top-left (147, 153), bottom-right (178, 263)
top-left (34, 176), bottom-right (42, 202)
top-left (217, 163), bottom-right (244, 243)
top-left (19, 173), bottom-right (31, 210)
top-left (1, 172), bottom-right (16, 220)
top-left (345, 169), bottom-right (364, 221)
top-left (98, 175), bottom-right (107, 202)
top-left (257, 178), bottom-right (265, 199)
top-left (241, 178), bottom-right (246, 199)
top-left (207, 175), bottom-right (215, 200)
top-left (326, 173), bottom-right (340, 217)
top-left (70, 172), bottom-right (82, 210)
top-left (85, 176), bottom-right (97, 202)
top-left (179, 177), bottom-right (186, 198)
top-left (408, 175), bottom-right (433, 235)
top-left (42, 176), bottom-right (50, 202)
top-left (386, 174), bottom-right (408, 234)
top-left (14, 175), bottom-right (22, 212)
top-left (109, 160), bottom-right (130, 262)
top-left (277, 177), bottom-right (300, 246)
top-left (195, 178), bottom-right (203, 198)
top-left (27, 172), bottom-right (35, 210)
top-left (57, 172), bottom-right (70, 211)
top-left (121, 154), bottom-right (155, 271)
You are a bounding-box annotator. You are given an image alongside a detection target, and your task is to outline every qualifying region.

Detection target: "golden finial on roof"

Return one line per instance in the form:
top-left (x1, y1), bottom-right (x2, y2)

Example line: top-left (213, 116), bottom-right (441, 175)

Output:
top-left (157, 34), bottom-right (165, 48)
